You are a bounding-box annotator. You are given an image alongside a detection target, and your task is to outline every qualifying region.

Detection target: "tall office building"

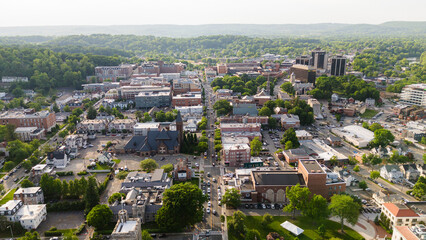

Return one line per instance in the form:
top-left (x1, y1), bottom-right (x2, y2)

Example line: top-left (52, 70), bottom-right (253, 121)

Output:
top-left (400, 84), bottom-right (426, 107)
top-left (330, 56), bottom-right (346, 76)
top-left (295, 55), bottom-right (313, 66)
top-left (311, 48), bottom-right (328, 69)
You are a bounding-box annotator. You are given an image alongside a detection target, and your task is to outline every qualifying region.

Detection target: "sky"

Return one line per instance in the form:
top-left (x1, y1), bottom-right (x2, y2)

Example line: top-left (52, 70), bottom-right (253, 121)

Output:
top-left (1, 0), bottom-right (425, 27)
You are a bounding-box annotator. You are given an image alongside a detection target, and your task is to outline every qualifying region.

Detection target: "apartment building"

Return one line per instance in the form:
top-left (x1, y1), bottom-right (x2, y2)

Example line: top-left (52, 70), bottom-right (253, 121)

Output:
top-left (0, 200), bottom-right (47, 230)
top-left (95, 64), bottom-right (134, 82)
top-left (77, 119), bottom-right (108, 133)
top-left (0, 110), bottom-right (56, 132)
top-left (172, 79), bottom-right (201, 95)
top-left (13, 187), bottom-right (44, 205)
top-left (221, 143), bottom-right (251, 167)
top-left (135, 91), bottom-right (171, 109)
top-left (382, 203), bottom-right (424, 227)
top-left (14, 127), bottom-right (45, 141)
top-left (108, 119), bottom-right (136, 133)
top-left (280, 114), bottom-right (300, 129)
top-left (400, 84), bottom-right (426, 107)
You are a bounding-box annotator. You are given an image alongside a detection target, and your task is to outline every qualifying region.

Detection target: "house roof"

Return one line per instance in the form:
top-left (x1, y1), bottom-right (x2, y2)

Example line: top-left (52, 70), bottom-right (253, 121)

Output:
top-left (383, 165), bottom-right (401, 173)
top-left (175, 111), bottom-right (182, 123)
top-left (382, 203), bottom-right (419, 217)
top-left (124, 130), bottom-right (179, 152)
top-left (252, 171), bottom-right (305, 186)
top-left (47, 151), bottom-right (66, 160)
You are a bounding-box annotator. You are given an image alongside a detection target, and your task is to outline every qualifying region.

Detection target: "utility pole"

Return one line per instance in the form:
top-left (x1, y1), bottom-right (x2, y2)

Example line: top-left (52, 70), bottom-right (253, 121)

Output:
top-left (7, 225), bottom-right (13, 239)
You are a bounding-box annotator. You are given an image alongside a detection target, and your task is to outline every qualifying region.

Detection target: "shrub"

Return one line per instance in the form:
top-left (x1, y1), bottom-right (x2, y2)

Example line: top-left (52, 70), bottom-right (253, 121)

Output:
top-left (116, 171), bottom-right (129, 180)
top-left (47, 200), bottom-right (85, 212)
top-left (74, 223), bottom-right (86, 235)
top-left (44, 231), bottom-right (62, 237)
top-left (56, 171), bottom-right (73, 176)
top-left (77, 170), bottom-right (88, 176)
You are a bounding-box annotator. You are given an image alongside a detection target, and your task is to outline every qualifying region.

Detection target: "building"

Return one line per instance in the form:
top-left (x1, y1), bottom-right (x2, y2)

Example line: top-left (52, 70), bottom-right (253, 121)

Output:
top-left (311, 48), bottom-right (328, 70)
top-left (365, 98), bottom-right (376, 106)
top-left (382, 203), bottom-right (423, 227)
top-left (0, 77), bottom-right (28, 88)
top-left (95, 65), bottom-right (134, 82)
top-left (124, 130), bottom-right (180, 155)
top-left (235, 159), bottom-right (346, 203)
top-left (14, 127), bottom-right (45, 141)
top-left (121, 169), bottom-right (172, 189)
top-left (174, 158), bottom-right (193, 181)
top-left (175, 105), bottom-right (203, 116)
top-left (135, 91), bottom-right (171, 109)
top-left (295, 130), bottom-right (313, 140)
top-left (77, 119), bottom-right (107, 133)
top-left (295, 55), bottom-right (312, 66)
top-left (13, 187), bottom-right (44, 205)
top-left (119, 86), bottom-right (171, 100)
top-left (289, 65), bottom-right (316, 84)
top-left (331, 125), bottom-right (374, 148)
top-left (280, 114), bottom-right (300, 129)
top-left (400, 164), bottom-right (420, 181)
top-left (172, 79), bottom-right (201, 94)
top-left (253, 89), bottom-right (272, 106)
top-left (111, 209), bottom-right (142, 240)
top-left (330, 55), bottom-right (346, 76)
top-left (31, 164), bottom-right (54, 176)
top-left (172, 93), bottom-right (202, 107)
top-left (133, 122), bottom-right (161, 136)
top-left (0, 110), bottom-right (56, 132)
top-left (221, 143), bottom-right (251, 167)
top-left (380, 165), bottom-right (404, 182)
top-left (216, 89), bottom-right (233, 97)
top-left (220, 115), bottom-right (268, 125)
top-left (392, 225), bottom-right (426, 240)
top-left (400, 84), bottom-right (426, 107)
top-left (138, 61), bottom-right (185, 76)
top-left (326, 136), bottom-right (342, 147)
top-left (220, 123), bottom-right (261, 133)
top-left (46, 149), bottom-right (69, 168)
top-left (0, 200), bottom-right (46, 230)
top-left (108, 119), bottom-right (136, 133)
top-left (282, 148), bottom-right (310, 164)
top-left (307, 99), bottom-right (322, 119)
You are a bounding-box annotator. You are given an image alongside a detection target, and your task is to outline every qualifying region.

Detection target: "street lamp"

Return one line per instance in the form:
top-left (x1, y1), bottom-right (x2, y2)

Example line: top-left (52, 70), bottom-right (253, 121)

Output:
top-left (7, 225), bottom-right (13, 239)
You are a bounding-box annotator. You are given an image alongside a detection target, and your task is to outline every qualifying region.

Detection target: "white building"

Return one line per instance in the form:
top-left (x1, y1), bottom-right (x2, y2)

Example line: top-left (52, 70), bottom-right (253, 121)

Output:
top-left (380, 165), bottom-right (404, 182)
top-left (307, 98), bottom-right (322, 119)
top-left (382, 203), bottom-right (424, 228)
top-left (14, 127), bottom-right (45, 141)
top-left (31, 164), bottom-right (54, 176)
top-left (331, 93), bottom-right (339, 102)
top-left (295, 130), bottom-right (313, 140)
top-left (0, 200), bottom-right (46, 230)
top-left (365, 98), bottom-right (376, 106)
top-left (331, 125), bottom-right (374, 148)
top-left (133, 122), bottom-right (160, 136)
top-left (174, 105), bottom-right (203, 116)
top-left (14, 187), bottom-right (44, 204)
top-left (400, 83), bottom-right (426, 106)
top-left (46, 149), bottom-right (69, 168)
top-left (392, 225), bottom-right (426, 240)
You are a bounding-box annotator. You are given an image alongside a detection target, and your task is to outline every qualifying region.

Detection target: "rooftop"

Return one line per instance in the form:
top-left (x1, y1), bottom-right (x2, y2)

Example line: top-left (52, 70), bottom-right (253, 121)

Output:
top-left (0, 200), bottom-right (21, 212)
top-left (18, 204), bottom-right (46, 221)
top-left (383, 203), bottom-right (419, 217)
top-left (114, 220), bottom-right (138, 233)
top-left (299, 160), bottom-right (325, 174)
top-left (252, 171), bottom-right (305, 186)
top-left (14, 187), bottom-right (41, 195)
top-left (223, 143), bottom-right (250, 151)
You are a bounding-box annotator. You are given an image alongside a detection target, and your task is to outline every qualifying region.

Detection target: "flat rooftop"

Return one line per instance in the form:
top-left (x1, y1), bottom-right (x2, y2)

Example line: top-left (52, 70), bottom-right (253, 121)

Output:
top-left (114, 220), bottom-right (138, 233)
top-left (299, 160), bottom-right (324, 173)
top-left (15, 187), bottom-right (41, 195)
top-left (252, 171), bottom-right (305, 186)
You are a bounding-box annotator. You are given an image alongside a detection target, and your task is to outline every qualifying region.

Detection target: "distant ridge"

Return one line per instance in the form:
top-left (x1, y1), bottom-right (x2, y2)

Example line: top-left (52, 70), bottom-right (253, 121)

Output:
top-left (0, 21), bottom-right (425, 37)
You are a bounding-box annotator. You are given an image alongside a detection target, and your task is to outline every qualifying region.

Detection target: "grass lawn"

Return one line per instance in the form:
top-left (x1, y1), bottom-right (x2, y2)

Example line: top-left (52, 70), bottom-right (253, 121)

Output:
top-left (360, 109), bottom-right (378, 119)
top-left (228, 216), bottom-right (363, 240)
top-left (0, 188), bottom-right (17, 205)
top-left (94, 163), bottom-right (112, 170)
top-left (174, 178), bottom-right (199, 187)
top-left (0, 174), bottom-right (5, 179)
top-left (112, 159), bottom-right (121, 164)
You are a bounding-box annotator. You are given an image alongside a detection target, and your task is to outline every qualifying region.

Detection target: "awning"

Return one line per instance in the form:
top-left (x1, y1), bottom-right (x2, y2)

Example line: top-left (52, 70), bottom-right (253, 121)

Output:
top-left (280, 221), bottom-right (304, 236)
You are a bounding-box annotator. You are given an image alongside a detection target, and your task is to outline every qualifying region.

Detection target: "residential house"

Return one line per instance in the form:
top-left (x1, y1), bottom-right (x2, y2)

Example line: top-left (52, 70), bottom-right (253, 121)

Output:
top-left (381, 203), bottom-right (423, 227)
top-left (13, 187), bottom-right (44, 204)
top-left (280, 114), bottom-right (300, 129)
top-left (46, 149), bottom-right (69, 168)
top-left (400, 164), bottom-right (420, 181)
top-left (108, 119), bottom-right (136, 133)
top-left (0, 200), bottom-right (47, 230)
top-left (380, 165), bottom-right (404, 182)
top-left (77, 119), bottom-right (107, 133)
top-left (14, 127), bottom-right (45, 141)
top-left (97, 152), bottom-right (113, 164)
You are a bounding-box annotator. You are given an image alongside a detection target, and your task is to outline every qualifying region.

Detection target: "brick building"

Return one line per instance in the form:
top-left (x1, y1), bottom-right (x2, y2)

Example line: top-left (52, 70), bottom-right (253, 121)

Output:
top-left (172, 93), bottom-right (202, 107)
top-left (289, 65), bottom-right (316, 84)
top-left (221, 143), bottom-right (251, 167)
top-left (95, 65), bottom-right (134, 82)
top-left (0, 110), bottom-right (56, 132)
top-left (220, 123), bottom-right (261, 133)
top-left (138, 61), bottom-right (185, 76)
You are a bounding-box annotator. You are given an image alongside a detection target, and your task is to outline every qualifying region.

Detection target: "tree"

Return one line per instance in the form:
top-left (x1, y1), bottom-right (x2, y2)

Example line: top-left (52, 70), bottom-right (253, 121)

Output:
top-left (228, 211), bottom-right (246, 236)
top-left (304, 194), bottom-right (329, 223)
top-left (284, 184), bottom-right (311, 219)
top-left (156, 182), bottom-right (207, 230)
top-left (412, 177), bottom-right (426, 200)
top-left (59, 130), bottom-right (69, 138)
top-left (86, 204), bottom-right (113, 230)
top-left (281, 82), bottom-right (295, 95)
top-left (20, 179), bottom-right (34, 188)
top-left (268, 117), bottom-right (277, 129)
top-left (250, 137), bottom-right (262, 156)
top-left (213, 100), bottom-right (233, 116)
top-left (280, 128), bottom-right (300, 148)
top-left (370, 171), bottom-right (380, 180)
top-left (197, 141), bottom-right (208, 153)
top-left (143, 112), bottom-right (152, 122)
top-left (3, 161), bottom-right (16, 171)
top-left (369, 123), bottom-right (383, 132)
top-left (371, 129), bottom-right (394, 148)
top-left (264, 100), bottom-right (276, 111)
top-left (362, 154), bottom-right (382, 167)
top-left (258, 106), bottom-right (272, 116)
top-left (318, 224), bottom-right (326, 240)
top-left (17, 231), bottom-right (40, 240)
top-left (87, 105), bottom-right (97, 119)
top-left (262, 213), bottom-right (273, 226)
top-left (359, 181), bottom-right (368, 190)
top-left (108, 193), bottom-right (126, 204)
top-left (142, 230), bottom-right (153, 240)
top-left (245, 229), bottom-right (261, 240)
top-left (222, 188), bottom-right (241, 208)
top-left (140, 159), bottom-right (158, 172)
top-left (329, 194), bottom-right (361, 233)
top-left (389, 150), bottom-right (411, 164)
top-left (161, 164), bottom-right (174, 173)
top-left (285, 141), bottom-right (293, 150)
top-left (336, 114), bottom-right (342, 122)
top-left (353, 165), bottom-right (360, 172)
top-left (84, 177), bottom-right (99, 213)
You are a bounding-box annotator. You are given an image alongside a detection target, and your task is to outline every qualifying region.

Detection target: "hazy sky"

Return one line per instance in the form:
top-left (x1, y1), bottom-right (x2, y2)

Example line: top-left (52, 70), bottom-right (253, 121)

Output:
top-left (1, 0), bottom-right (425, 26)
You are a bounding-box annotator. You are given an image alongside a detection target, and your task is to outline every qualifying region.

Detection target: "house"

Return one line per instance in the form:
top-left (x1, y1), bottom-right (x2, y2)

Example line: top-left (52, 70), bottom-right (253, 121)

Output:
top-left (46, 149), bottom-right (69, 168)
top-left (400, 164), bottom-right (420, 181)
top-left (280, 114), bottom-right (300, 129)
top-left (326, 136), bottom-right (342, 147)
top-left (173, 158), bottom-right (192, 181)
top-left (331, 93), bottom-right (339, 102)
top-left (31, 164), bottom-right (54, 176)
top-left (13, 187), bottom-right (44, 204)
top-left (381, 203), bottom-right (424, 227)
top-left (295, 130), bottom-right (313, 140)
top-left (365, 98), bottom-right (376, 106)
top-left (97, 152), bottom-right (113, 164)
top-left (77, 119), bottom-right (107, 133)
top-left (372, 190), bottom-right (404, 205)
top-left (392, 224), bottom-right (426, 240)
top-left (108, 119), bottom-right (136, 133)
top-left (274, 107), bottom-right (287, 115)
top-left (0, 200), bottom-right (47, 230)
top-left (417, 164), bottom-right (426, 177)
top-left (371, 146), bottom-right (392, 158)
top-left (381, 165), bottom-right (404, 182)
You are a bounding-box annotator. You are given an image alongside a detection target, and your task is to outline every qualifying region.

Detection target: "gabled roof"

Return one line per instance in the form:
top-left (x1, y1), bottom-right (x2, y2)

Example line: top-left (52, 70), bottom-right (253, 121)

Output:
top-left (124, 136), bottom-right (146, 150)
top-left (382, 203), bottom-right (419, 217)
top-left (383, 165), bottom-right (401, 173)
top-left (125, 130), bottom-right (179, 152)
top-left (156, 129), bottom-right (172, 140)
top-left (47, 151), bottom-right (66, 160)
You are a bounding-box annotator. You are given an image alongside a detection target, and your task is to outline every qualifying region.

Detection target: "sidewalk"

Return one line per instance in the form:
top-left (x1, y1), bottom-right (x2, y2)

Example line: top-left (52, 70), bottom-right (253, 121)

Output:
top-left (330, 215), bottom-right (376, 240)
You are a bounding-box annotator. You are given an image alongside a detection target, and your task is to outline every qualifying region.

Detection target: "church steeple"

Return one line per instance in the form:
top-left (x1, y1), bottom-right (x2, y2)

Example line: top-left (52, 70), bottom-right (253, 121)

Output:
top-left (176, 111), bottom-right (183, 144)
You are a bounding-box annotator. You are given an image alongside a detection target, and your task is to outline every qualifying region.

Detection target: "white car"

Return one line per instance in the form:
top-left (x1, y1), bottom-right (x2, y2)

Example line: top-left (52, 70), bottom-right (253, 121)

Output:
top-left (207, 201), bottom-right (211, 207)
top-left (206, 207), bottom-right (211, 213)
top-left (207, 188), bottom-right (211, 193)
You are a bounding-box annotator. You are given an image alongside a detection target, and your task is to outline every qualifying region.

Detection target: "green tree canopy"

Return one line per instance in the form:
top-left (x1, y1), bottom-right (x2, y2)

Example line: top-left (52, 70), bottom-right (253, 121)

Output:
top-left (213, 100), bottom-right (233, 116)
top-left (222, 188), bottom-right (241, 209)
top-left (280, 128), bottom-right (300, 148)
top-left (250, 137), bottom-right (262, 156)
top-left (329, 194), bottom-right (361, 233)
top-left (284, 184), bottom-right (311, 219)
top-left (140, 159), bottom-right (159, 172)
top-left (86, 204), bottom-right (113, 230)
